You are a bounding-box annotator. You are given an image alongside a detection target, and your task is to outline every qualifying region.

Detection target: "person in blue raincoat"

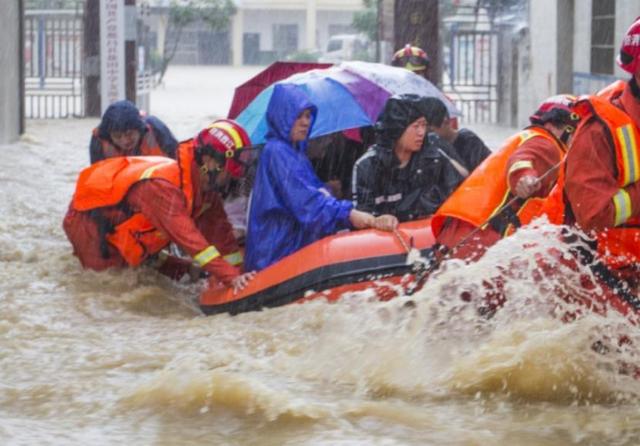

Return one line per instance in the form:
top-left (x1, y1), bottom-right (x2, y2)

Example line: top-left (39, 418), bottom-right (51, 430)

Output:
top-left (245, 84), bottom-right (393, 271)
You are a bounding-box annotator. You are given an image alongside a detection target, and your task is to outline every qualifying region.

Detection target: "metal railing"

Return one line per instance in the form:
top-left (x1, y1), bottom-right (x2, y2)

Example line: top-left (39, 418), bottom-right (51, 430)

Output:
top-left (24, 8), bottom-right (84, 118)
top-left (443, 29), bottom-right (499, 124)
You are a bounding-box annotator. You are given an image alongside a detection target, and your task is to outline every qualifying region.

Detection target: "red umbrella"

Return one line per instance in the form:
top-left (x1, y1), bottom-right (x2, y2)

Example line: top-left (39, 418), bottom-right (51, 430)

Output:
top-left (227, 61), bottom-right (332, 119)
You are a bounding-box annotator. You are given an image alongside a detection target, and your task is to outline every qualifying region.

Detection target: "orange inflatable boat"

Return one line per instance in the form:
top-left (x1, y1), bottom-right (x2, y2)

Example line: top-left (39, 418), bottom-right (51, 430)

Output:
top-left (199, 217), bottom-right (435, 315)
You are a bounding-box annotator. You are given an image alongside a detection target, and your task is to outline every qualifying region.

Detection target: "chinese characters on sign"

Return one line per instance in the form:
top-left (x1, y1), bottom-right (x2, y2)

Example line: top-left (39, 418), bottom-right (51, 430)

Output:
top-left (100, 0), bottom-right (125, 113)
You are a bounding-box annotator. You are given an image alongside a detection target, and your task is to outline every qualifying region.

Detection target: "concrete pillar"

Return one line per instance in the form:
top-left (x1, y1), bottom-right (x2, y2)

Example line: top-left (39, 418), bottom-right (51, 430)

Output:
top-left (380, 0), bottom-right (395, 63)
top-left (556, 0), bottom-right (574, 94)
top-left (156, 14), bottom-right (167, 57)
top-left (306, 0), bottom-right (317, 50)
top-left (232, 8), bottom-right (244, 66)
top-left (518, 0), bottom-right (567, 126)
top-left (0, 0), bottom-right (22, 143)
top-left (495, 23), bottom-right (516, 126)
top-left (572, 1), bottom-right (591, 73)
top-left (528, 0), bottom-right (558, 106)
top-left (522, 0), bottom-right (573, 127)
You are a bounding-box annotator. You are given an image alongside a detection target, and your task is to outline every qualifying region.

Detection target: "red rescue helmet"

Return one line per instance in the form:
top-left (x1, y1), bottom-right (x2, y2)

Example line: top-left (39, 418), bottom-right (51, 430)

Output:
top-left (618, 16), bottom-right (640, 75)
top-left (391, 44), bottom-right (431, 72)
top-left (529, 94), bottom-right (580, 130)
top-left (194, 119), bottom-right (251, 178)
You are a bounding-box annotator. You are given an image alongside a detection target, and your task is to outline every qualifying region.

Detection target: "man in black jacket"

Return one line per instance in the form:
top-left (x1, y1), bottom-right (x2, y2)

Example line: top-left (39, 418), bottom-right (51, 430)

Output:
top-left (352, 94), bottom-right (461, 223)
top-left (419, 97), bottom-right (491, 178)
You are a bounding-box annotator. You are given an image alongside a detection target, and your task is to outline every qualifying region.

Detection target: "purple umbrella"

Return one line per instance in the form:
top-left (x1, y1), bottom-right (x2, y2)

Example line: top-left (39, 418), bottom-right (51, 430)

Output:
top-left (287, 67), bottom-right (390, 122)
top-left (236, 63), bottom-right (461, 144)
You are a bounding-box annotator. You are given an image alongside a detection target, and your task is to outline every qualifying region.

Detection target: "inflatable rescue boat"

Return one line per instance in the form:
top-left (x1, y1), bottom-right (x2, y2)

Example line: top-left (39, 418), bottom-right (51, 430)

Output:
top-left (199, 217), bottom-right (435, 315)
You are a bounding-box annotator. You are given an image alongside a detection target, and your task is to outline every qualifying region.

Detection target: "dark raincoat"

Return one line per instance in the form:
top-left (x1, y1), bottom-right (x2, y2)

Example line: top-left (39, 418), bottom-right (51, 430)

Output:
top-left (352, 94), bottom-right (462, 221)
top-left (416, 96), bottom-right (490, 173)
top-left (245, 84), bottom-right (354, 271)
top-left (89, 100), bottom-right (178, 164)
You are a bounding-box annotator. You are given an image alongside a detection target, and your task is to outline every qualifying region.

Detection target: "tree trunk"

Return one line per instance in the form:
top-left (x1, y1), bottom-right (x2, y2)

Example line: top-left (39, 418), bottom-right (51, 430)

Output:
top-left (394, 0), bottom-right (441, 86)
top-left (159, 25), bottom-right (184, 83)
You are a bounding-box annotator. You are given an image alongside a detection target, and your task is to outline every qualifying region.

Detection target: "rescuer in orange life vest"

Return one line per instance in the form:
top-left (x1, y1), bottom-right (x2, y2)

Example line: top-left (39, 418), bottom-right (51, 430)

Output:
top-left (561, 17), bottom-right (640, 283)
top-left (63, 120), bottom-right (256, 294)
top-left (431, 94), bottom-right (580, 261)
top-left (89, 100), bottom-right (179, 164)
top-left (170, 120), bottom-right (250, 274)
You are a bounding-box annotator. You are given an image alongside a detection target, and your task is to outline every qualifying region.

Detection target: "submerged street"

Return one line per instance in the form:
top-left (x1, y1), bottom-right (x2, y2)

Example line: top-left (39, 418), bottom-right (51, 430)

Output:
top-left (3, 66), bottom-right (640, 445)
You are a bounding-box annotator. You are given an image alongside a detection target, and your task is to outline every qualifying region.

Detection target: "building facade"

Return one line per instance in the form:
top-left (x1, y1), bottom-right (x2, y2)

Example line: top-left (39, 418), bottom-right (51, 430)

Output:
top-left (149, 0), bottom-right (364, 66)
top-left (232, 0), bottom-right (362, 66)
top-left (521, 0), bottom-right (639, 126)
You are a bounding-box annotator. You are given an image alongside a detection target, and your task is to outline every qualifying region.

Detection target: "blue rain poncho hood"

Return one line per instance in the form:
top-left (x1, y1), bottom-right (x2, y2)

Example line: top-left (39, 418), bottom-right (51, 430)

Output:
top-left (265, 84), bottom-right (318, 152)
top-left (245, 84), bottom-right (353, 272)
top-left (98, 100), bottom-right (146, 139)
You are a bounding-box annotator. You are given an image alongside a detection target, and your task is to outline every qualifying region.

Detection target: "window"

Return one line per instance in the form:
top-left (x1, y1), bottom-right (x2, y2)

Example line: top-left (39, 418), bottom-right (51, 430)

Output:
top-left (590, 0), bottom-right (616, 75)
top-left (327, 39), bottom-right (343, 52)
top-left (273, 24), bottom-right (298, 57)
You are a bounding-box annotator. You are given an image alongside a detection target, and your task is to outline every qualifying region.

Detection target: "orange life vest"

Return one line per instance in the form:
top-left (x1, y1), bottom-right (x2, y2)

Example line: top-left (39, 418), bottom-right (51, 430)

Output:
top-left (92, 123), bottom-right (166, 160)
top-left (596, 80), bottom-right (627, 103)
top-left (176, 139), bottom-right (245, 267)
top-left (539, 81), bottom-right (632, 229)
top-left (72, 152), bottom-right (195, 266)
top-left (570, 84), bottom-right (640, 268)
top-left (432, 127), bottom-right (566, 238)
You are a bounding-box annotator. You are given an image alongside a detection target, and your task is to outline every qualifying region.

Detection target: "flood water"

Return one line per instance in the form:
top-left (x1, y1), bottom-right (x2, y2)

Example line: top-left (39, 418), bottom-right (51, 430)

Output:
top-left (3, 67), bottom-right (640, 445)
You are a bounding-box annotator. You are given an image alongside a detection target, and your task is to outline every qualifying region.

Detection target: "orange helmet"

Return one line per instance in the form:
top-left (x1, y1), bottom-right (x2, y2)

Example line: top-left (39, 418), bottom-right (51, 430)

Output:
top-left (194, 119), bottom-right (251, 178)
top-left (618, 16), bottom-right (640, 74)
top-left (391, 44), bottom-right (430, 72)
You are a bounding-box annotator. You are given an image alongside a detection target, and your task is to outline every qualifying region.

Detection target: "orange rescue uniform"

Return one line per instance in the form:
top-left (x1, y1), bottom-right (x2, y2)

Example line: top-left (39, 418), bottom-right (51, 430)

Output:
top-left (564, 79), bottom-right (640, 269)
top-left (433, 127), bottom-right (567, 260)
top-left (63, 153), bottom-right (239, 285)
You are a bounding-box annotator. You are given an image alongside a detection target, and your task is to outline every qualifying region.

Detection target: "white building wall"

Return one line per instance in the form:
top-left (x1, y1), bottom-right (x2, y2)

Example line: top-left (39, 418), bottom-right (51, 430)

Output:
top-left (517, 0), bottom-right (640, 126)
top-left (520, 0), bottom-right (559, 127)
top-left (614, 2), bottom-right (640, 78)
top-left (242, 8), bottom-right (358, 53)
top-left (242, 9), bottom-right (307, 51)
top-left (316, 10), bottom-right (357, 52)
top-left (232, 8), bottom-right (244, 66)
top-left (573, 1), bottom-right (640, 78)
top-left (232, 0), bottom-right (364, 65)
top-left (572, 1), bottom-right (591, 73)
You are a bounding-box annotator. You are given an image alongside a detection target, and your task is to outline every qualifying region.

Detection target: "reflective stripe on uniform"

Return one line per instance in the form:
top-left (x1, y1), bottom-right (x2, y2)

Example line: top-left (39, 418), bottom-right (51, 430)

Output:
top-left (518, 130), bottom-right (536, 144)
top-left (140, 162), bottom-right (169, 180)
top-left (507, 160), bottom-right (534, 177)
top-left (613, 188), bottom-right (632, 226)
top-left (223, 251), bottom-right (243, 266)
top-left (616, 124), bottom-right (640, 186)
top-left (193, 245), bottom-right (220, 266)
